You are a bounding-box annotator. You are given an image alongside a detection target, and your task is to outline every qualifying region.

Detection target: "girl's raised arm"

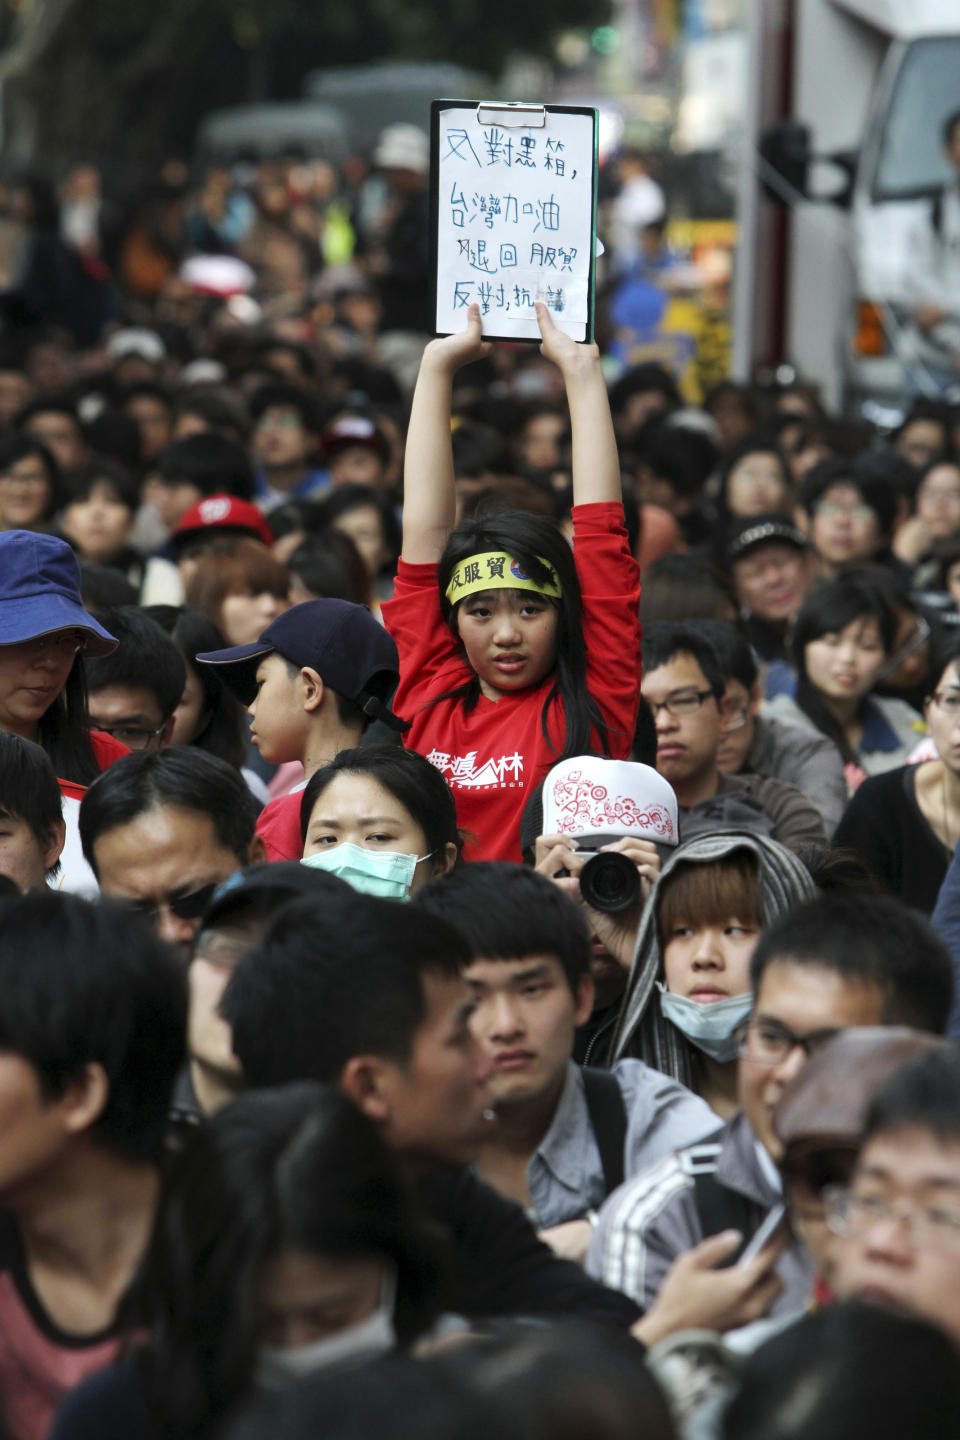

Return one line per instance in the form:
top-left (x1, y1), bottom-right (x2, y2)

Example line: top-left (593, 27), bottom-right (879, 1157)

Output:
top-left (400, 305), bottom-right (491, 564)
top-left (536, 301), bottom-right (620, 507)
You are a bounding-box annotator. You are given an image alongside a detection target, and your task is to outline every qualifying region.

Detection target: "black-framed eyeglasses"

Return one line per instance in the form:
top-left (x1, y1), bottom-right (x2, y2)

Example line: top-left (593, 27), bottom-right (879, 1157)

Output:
top-left (824, 1183), bottom-right (960, 1251)
top-left (735, 1017), bottom-right (841, 1065)
top-left (647, 688), bottom-right (717, 720)
top-left (124, 881), bottom-right (220, 927)
top-left (724, 696), bottom-right (751, 733)
top-left (929, 686), bottom-right (960, 717)
top-left (91, 721), bottom-right (166, 748)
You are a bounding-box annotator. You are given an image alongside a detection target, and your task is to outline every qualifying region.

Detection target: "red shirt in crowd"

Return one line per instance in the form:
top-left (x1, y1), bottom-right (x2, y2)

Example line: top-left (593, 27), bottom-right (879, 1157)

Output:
top-left (381, 502), bottom-right (642, 862)
top-left (256, 785), bottom-right (307, 863)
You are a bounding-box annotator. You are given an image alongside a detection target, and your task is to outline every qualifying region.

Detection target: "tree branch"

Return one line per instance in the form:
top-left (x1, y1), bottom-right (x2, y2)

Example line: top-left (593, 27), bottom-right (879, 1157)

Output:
top-left (0, 0), bottom-right (87, 81)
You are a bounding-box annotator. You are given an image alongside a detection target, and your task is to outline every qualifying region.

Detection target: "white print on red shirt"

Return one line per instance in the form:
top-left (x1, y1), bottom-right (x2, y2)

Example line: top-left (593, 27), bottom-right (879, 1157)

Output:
top-left (426, 748), bottom-right (525, 789)
top-left (548, 767), bottom-right (676, 840)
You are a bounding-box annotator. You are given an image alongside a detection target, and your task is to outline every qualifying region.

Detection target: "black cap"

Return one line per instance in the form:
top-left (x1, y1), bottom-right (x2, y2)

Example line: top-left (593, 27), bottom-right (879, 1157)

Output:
top-left (725, 513), bottom-right (809, 566)
top-left (195, 598), bottom-right (408, 732)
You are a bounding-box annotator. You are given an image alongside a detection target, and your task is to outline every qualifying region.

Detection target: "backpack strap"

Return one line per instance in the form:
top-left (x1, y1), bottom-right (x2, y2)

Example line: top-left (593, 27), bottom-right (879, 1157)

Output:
top-left (581, 1066), bottom-right (629, 1197)
top-left (933, 188), bottom-right (944, 239)
top-left (681, 1125), bottom-right (767, 1266)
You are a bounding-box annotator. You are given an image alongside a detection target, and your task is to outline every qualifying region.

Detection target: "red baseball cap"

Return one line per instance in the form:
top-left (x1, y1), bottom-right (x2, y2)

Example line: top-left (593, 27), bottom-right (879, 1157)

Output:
top-left (171, 495), bottom-right (273, 550)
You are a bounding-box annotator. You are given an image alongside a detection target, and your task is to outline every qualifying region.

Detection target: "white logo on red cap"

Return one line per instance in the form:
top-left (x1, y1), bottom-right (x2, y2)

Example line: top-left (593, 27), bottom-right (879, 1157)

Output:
top-left (199, 497), bottom-right (233, 524)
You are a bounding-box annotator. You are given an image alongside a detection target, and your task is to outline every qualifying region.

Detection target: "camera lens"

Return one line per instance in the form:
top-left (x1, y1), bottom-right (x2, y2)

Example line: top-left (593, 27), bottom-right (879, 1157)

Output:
top-left (579, 851), bottom-right (640, 913)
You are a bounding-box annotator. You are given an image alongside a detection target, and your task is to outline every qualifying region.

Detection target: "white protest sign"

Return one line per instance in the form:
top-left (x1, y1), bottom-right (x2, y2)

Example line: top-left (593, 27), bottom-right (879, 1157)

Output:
top-left (433, 104), bottom-right (597, 342)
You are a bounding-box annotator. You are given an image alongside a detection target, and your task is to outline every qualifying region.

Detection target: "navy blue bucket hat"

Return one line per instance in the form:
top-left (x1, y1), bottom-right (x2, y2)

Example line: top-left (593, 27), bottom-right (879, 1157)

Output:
top-left (0, 531), bottom-right (117, 656)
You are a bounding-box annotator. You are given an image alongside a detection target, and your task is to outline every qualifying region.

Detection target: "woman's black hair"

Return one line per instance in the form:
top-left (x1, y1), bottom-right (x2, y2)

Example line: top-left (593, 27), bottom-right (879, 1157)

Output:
top-left (639, 553), bottom-right (740, 628)
top-left (722, 1301), bottom-right (960, 1440)
top-left (926, 632), bottom-right (960, 702)
top-left (144, 606), bottom-right (247, 770)
top-left (60, 456), bottom-right (139, 512)
top-left (312, 483), bottom-right (401, 574)
top-left (300, 743), bottom-right (461, 860)
top-left (801, 455), bottom-right (899, 539)
top-left (0, 432), bottom-right (62, 520)
top-left (931, 533), bottom-right (960, 593)
top-left (790, 572), bottom-right (896, 766)
top-left (132, 1083), bottom-right (439, 1439)
top-left (436, 510), bottom-right (615, 759)
top-left (286, 532), bottom-right (371, 607)
top-left (716, 433), bottom-right (792, 522)
top-left (437, 1323), bottom-right (676, 1440)
top-left (30, 655), bottom-right (99, 785)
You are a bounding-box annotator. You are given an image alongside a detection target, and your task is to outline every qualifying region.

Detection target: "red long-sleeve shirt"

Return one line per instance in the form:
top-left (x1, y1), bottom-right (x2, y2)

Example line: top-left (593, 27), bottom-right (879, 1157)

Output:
top-left (382, 502), bottom-right (642, 862)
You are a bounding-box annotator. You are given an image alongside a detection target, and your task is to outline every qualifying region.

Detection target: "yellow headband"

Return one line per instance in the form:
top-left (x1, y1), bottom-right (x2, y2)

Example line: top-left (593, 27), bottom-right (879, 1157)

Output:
top-left (445, 551), bottom-right (562, 603)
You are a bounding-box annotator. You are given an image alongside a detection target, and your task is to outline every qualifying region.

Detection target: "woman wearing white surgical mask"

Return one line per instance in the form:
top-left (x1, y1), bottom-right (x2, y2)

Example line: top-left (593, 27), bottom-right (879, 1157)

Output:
top-left (606, 832), bottom-right (816, 1118)
top-left (49, 1085), bottom-right (439, 1440)
top-left (300, 745), bottom-right (460, 900)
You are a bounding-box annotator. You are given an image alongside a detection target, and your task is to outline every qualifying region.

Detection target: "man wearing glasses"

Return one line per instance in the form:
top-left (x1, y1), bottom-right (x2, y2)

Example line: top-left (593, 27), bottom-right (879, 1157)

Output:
top-left (587, 892), bottom-right (952, 1335)
top-left (85, 607), bottom-right (186, 753)
top-left (640, 622), bottom-right (826, 851)
top-left (78, 748), bottom-right (263, 956)
top-left (831, 1046), bottom-right (960, 1350)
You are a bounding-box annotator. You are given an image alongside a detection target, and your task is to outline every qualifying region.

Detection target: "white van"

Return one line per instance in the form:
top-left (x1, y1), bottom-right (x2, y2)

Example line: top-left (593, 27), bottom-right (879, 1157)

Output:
top-left (747, 0), bottom-right (960, 414)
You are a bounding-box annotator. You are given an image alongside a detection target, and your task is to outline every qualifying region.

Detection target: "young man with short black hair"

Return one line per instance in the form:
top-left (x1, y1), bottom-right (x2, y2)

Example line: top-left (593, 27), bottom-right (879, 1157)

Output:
top-left (16, 396), bottom-right (87, 477)
top-left (642, 622), bottom-right (827, 851)
top-left (832, 1045), bottom-right (960, 1349)
top-left (588, 892), bottom-right (953, 1326)
top-left (79, 748), bottom-right (261, 955)
top-left (249, 382), bottom-right (327, 508)
top-left (221, 889), bottom-right (641, 1329)
top-left (84, 607), bottom-right (186, 752)
top-left (416, 863), bottom-right (715, 1258)
top-left (0, 732), bottom-right (65, 891)
top-left (0, 892), bottom-right (186, 1440)
top-left (143, 432), bottom-right (256, 534)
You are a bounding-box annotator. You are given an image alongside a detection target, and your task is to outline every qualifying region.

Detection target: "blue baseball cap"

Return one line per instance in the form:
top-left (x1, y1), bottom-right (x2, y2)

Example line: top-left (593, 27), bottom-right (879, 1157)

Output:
top-left (0, 531), bottom-right (117, 656)
top-left (196, 597), bottom-right (407, 731)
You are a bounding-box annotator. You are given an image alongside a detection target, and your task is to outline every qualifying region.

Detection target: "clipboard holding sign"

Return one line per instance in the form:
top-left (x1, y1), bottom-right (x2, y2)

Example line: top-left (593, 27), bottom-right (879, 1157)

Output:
top-left (429, 99), bottom-right (599, 343)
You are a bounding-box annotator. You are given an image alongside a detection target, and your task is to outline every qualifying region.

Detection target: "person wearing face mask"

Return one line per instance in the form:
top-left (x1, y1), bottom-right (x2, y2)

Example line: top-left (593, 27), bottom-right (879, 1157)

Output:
top-left (300, 745), bottom-right (460, 900)
top-left (49, 1084), bottom-right (439, 1440)
top-left (606, 831), bottom-right (815, 1118)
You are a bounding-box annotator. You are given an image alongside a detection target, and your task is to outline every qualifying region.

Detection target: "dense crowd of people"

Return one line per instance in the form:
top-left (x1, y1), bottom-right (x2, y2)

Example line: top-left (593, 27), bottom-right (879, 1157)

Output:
top-left (0, 126), bottom-right (959, 1439)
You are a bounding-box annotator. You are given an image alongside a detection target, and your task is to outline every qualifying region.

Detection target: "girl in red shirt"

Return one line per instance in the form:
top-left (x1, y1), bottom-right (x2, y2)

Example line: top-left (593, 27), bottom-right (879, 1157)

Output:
top-left (382, 303), bottom-right (641, 861)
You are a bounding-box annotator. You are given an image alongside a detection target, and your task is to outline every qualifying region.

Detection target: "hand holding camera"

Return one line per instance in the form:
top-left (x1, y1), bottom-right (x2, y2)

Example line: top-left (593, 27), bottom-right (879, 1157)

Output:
top-left (534, 832), bottom-right (660, 972)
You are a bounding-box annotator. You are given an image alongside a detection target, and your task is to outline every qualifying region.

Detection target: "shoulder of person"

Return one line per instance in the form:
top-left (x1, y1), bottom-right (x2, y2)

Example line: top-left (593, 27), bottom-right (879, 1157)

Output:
top-left (873, 694), bottom-right (926, 734)
top-left (47, 1360), bottom-right (146, 1440)
top-left (843, 765), bottom-right (908, 805)
top-left (613, 1060), bottom-right (720, 1156)
top-left (762, 714), bottom-right (842, 764)
top-left (761, 692), bottom-right (817, 732)
top-left (733, 770), bottom-right (813, 810)
top-left (593, 1145), bottom-right (699, 1241)
top-left (611, 1059), bottom-right (715, 1122)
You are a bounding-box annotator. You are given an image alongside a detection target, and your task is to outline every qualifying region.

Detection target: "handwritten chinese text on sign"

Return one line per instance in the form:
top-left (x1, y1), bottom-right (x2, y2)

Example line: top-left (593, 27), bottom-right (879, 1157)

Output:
top-left (434, 105), bottom-right (597, 343)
